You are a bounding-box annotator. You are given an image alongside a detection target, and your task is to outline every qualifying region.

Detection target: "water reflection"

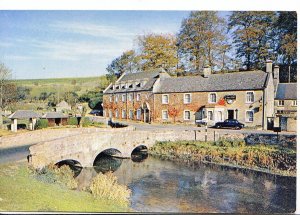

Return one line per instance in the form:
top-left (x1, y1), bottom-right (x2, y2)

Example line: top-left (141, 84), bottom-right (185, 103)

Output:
top-left (94, 154), bottom-right (123, 173)
top-left (74, 154), bottom-right (296, 213)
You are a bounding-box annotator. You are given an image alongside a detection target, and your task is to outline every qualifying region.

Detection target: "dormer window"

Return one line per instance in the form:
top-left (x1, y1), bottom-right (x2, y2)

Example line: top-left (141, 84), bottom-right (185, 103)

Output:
top-left (136, 83), bottom-right (141, 88)
top-left (116, 85), bottom-right (120, 89)
top-left (122, 85), bottom-right (125, 89)
top-left (129, 84), bottom-right (133, 88)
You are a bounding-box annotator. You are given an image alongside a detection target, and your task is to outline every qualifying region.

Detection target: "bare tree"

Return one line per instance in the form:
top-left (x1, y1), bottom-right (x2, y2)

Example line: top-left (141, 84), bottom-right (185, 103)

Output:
top-left (0, 63), bottom-right (16, 129)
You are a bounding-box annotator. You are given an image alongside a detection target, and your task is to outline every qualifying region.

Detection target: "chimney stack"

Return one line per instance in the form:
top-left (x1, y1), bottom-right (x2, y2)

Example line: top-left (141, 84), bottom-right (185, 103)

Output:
top-left (203, 65), bottom-right (211, 78)
top-left (273, 65), bottom-right (279, 80)
top-left (266, 60), bottom-right (272, 73)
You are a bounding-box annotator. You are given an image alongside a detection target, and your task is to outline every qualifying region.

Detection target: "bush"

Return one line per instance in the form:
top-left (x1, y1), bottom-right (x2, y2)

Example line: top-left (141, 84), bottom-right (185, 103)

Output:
top-left (68, 117), bottom-right (78, 126)
top-left (30, 164), bottom-right (77, 189)
top-left (35, 119), bottom-right (48, 129)
top-left (82, 117), bottom-right (92, 127)
top-left (90, 172), bottom-right (131, 205)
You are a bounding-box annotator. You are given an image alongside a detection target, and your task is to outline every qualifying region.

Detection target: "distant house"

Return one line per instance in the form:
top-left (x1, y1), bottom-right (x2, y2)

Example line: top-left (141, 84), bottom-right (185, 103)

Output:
top-left (55, 100), bottom-right (71, 112)
top-left (8, 110), bottom-right (42, 132)
top-left (42, 112), bottom-right (69, 127)
top-left (274, 83), bottom-right (297, 131)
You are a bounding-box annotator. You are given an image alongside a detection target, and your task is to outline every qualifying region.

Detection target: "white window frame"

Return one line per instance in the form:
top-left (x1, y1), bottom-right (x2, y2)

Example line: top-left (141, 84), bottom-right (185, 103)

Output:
top-left (136, 93), bottom-right (141, 101)
top-left (184, 93), bottom-right (192, 104)
top-left (184, 110), bottom-right (191, 120)
top-left (209, 93), bottom-right (217, 103)
top-left (109, 95), bottom-right (113, 102)
top-left (129, 110), bottom-right (134, 119)
top-left (128, 93), bottom-right (133, 102)
top-left (245, 110), bottom-right (254, 122)
top-left (246, 91), bottom-right (255, 103)
top-left (115, 109), bottom-right (119, 118)
top-left (122, 94), bottom-right (126, 102)
top-left (137, 109), bottom-right (141, 120)
top-left (162, 94), bottom-right (169, 104)
top-left (115, 94), bottom-right (118, 102)
top-left (109, 110), bottom-right (112, 118)
top-left (278, 100), bottom-right (284, 106)
top-left (162, 110), bottom-right (168, 120)
top-left (122, 109), bottom-right (126, 119)
top-left (208, 110), bottom-right (214, 121)
top-left (292, 100), bottom-right (297, 106)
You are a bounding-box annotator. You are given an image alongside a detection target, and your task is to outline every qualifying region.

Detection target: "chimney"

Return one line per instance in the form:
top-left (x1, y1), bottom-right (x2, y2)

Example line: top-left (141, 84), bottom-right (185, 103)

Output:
top-left (273, 65), bottom-right (279, 80)
top-left (203, 65), bottom-right (211, 78)
top-left (159, 69), bottom-right (170, 80)
top-left (266, 60), bottom-right (272, 73)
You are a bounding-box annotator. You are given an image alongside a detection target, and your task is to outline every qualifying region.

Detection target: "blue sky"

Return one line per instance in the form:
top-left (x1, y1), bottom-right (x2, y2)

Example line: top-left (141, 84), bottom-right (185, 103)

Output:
top-left (0, 11), bottom-right (229, 79)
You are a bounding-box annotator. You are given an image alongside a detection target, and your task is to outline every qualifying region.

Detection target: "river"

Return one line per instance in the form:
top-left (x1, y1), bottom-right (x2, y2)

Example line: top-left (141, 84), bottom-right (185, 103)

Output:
top-left (75, 153), bottom-right (296, 213)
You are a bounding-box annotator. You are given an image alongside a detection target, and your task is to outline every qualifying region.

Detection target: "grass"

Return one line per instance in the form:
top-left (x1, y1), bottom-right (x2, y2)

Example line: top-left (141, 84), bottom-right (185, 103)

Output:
top-left (149, 139), bottom-right (296, 177)
top-left (0, 163), bottom-right (130, 212)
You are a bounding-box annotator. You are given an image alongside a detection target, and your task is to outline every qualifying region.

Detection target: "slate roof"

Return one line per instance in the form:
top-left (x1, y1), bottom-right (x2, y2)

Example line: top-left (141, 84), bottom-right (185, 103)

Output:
top-left (104, 70), bottom-right (161, 94)
top-left (8, 110), bottom-right (42, 119)
top-left (275, 83), bottom-right (297, 100)
top-left (155, 70), bottom-right (269, 93)
top-left (42, 112), bottom-right (69, 119)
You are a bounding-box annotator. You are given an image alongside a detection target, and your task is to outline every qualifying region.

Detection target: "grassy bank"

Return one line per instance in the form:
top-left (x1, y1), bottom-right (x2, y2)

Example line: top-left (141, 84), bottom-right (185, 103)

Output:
top-left (0, 163), bottom-right (130, 212)
top-left (149, 139), bottom-right (296, 177)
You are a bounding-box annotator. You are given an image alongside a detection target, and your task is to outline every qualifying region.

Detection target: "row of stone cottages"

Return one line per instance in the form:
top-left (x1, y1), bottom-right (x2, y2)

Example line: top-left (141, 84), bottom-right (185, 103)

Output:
top-left (103, 61), bottom-right (297, 131)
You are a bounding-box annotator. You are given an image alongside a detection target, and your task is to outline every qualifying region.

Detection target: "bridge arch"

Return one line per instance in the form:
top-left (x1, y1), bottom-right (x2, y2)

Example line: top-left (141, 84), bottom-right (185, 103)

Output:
top-left (55, 159), bottom-right (83, 177)
top-left (93, 148), bottom-right (123, 173)
top-left (131, 145), bottom-right (148, 162)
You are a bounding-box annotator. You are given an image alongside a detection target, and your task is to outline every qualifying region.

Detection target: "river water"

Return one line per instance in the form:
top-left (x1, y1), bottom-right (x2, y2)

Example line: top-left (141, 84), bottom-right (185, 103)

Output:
top-left (75, 153), bottom-right (296, 213)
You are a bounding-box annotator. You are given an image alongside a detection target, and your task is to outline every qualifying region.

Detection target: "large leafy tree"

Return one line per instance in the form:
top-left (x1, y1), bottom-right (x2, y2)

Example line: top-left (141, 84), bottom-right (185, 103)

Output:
top-left (228, 11), bottom-right (277, 70)
top-left (137, 33), bottom-right (179, 73)
top-left (0, 63), bottom-right (17, 129)
top-left (106, 50), bottom-right (139, 83)
top-left (177, 11), bottom-right (228, 72)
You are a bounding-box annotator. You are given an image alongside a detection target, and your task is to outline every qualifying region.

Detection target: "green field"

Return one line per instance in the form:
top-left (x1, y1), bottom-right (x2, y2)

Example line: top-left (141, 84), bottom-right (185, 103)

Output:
top-left (14, 76), bottom-right (109, 98)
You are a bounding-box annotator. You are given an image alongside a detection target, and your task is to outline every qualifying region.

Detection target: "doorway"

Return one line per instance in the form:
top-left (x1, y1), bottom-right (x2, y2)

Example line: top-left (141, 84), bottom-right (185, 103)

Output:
top-left (280, 116), bottom-right (288, 131)
top-left (144, 108), bottom-right (150, 123)
top-left (227, 110), bottom-right (234, 120)
top-left (55, 118), bottom-right (61, 126)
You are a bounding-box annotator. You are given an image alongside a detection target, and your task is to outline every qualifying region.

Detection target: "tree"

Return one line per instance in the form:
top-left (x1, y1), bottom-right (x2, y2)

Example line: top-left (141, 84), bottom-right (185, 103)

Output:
top-left (177, 11), bottom-right (228, 72)
top-left (16, 86), bottom-right (31, 101)
top-left (228, 11), bottom-right (277, 70)
top-left (63, 91), bottom-right (78, 107)
top-left (137, 33), bottom-right (178, 73)
top-left (274, 11), bottom-right (297, 65)
top-left (0, 63), bottom-right (16, 129)
top-left (39, 92), bottom-right (48, 101)
top-left (106, 50), bottom-right (139, 83)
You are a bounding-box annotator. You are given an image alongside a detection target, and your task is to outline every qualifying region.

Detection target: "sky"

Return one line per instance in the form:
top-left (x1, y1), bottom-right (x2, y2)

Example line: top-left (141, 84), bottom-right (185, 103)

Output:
top-left (0, 11), bottom-right (229, 79)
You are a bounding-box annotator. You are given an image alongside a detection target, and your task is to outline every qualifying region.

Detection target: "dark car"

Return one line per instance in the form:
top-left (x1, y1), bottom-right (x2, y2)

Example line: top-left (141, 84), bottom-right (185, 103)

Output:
top-left (90, 109), bottom-right (103, 116)
top-left (215, 119), bottom-right (244, 130)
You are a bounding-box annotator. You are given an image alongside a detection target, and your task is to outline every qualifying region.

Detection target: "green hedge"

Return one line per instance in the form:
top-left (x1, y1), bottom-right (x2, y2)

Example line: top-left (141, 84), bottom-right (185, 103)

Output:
top-left (67, 117), bottom-right (78, 126)
top-left (35, 119), bottom-right (48, 129)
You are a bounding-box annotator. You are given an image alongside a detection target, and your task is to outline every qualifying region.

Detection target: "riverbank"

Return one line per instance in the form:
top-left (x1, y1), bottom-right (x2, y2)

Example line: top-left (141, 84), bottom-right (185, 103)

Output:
top-left (149, 139), bottom-right (296, 177)
top-left (0, 162), bottom-right (130, 212)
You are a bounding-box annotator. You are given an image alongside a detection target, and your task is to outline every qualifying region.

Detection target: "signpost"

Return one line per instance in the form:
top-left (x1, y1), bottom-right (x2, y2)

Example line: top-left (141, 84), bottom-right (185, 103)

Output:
top-left (273, 127), bottom-right (281, 143)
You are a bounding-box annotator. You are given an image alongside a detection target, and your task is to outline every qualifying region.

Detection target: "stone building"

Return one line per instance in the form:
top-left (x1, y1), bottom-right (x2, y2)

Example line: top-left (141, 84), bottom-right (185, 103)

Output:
top-left (42, 112), bottom-right (68, 127)
top-left (55, 100), bottom-right (71, 112)
top-left (103, 61), bottom-right (278, 130)
top-left (8, 110), bottom-right (41, 132)
top-left (274, 83), bottom-right (297, 131)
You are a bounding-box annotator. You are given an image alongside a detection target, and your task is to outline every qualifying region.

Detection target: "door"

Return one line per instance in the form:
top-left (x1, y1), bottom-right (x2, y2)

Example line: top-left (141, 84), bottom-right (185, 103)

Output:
top-left (144, 108), bottom-right (150, 123)
top-left (267, 117), bottom-right (274, 130)
top-left (55, 118), bottom-right (61, 126)
top-left (280, 117), bottom-right (288, 131)
top-left (227, 110), bottom-right (234, 120)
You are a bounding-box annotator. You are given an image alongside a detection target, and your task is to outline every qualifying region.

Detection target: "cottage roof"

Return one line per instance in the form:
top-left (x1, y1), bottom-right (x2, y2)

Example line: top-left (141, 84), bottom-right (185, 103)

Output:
top-left (56, 100), bottom-right (70, 107)
top-left (8, 110), bottom-right (42, 119)
top-left (104, 70), bottom-right (162, 94)
top-left (155, 70), bottom-right (269, 93)
top-left (42, 112), bottom-right (69, 119)
top-left (275, 83), bottom-right (297, 100)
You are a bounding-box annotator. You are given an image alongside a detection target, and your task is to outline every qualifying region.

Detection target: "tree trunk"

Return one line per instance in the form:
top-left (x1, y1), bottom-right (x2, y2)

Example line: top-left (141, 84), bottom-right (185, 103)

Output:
top-left (0, 107), bottom-right (3, 129)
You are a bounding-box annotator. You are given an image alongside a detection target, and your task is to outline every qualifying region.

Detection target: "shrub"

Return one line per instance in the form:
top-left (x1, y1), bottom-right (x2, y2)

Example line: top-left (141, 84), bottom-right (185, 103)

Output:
top-left (68, 117), bottom-right (78, 126)
top-left (90, 172), bottom-right (131, 205)
top-left (35, 119), bottom-right (48, 129)
top-left (82, 117), bottom-right (92, 127)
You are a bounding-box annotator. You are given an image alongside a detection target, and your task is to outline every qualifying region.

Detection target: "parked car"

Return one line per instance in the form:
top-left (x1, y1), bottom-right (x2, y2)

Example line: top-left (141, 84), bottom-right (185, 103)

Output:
top-left (214, 119), bottom-right (244, 130)
top-left (90, 109), bottom-right (103, 116)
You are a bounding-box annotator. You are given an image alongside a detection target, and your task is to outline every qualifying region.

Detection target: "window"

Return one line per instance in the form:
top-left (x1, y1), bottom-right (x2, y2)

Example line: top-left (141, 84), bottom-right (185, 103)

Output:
top-left (278, 100), bottom-right (284, 106)
top-left (209, 93), bottom-right (217, 103)
top-left (137, 109), bottom-right (141, 120)
top-left (122, 109), bottom-right (126, 119)
top-left (129, 110), bottom-right (134, 119)
top-left (162, 110), bottom-right (168, 120)
top-left (162, 94), bottom-right (169, 104)
top-left (246, 110), bottom-right (254, 122)
top-left (115, 110), bottom-right (119, 118)
top-left (208, 111), bottom-right (213, 121)
top-left (292, 100), bottom-right (297, 106)
top-left (246, 92), bottom-right (254, 103)
top-left (184, 110), bottom-right (191, 120)
top-left (122, 94), bottom-right (126, 102)
top-left (137, 93), bottom-right (141, 101)
top-left (184, 94), bottom-right (191, 104)
top-left (128, 94), bottom-right (133, 102)
top-left (109, 95), bottom-right (113, 102)
top-left (115, 94), bottom-right (119, 102)
top-left (109, 110), bottom-right (112, 118)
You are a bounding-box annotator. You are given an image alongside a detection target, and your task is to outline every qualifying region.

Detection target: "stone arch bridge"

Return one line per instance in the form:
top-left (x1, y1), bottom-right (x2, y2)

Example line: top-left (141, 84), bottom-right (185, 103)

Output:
top-left (29, 126), bottom-right (209, 169)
